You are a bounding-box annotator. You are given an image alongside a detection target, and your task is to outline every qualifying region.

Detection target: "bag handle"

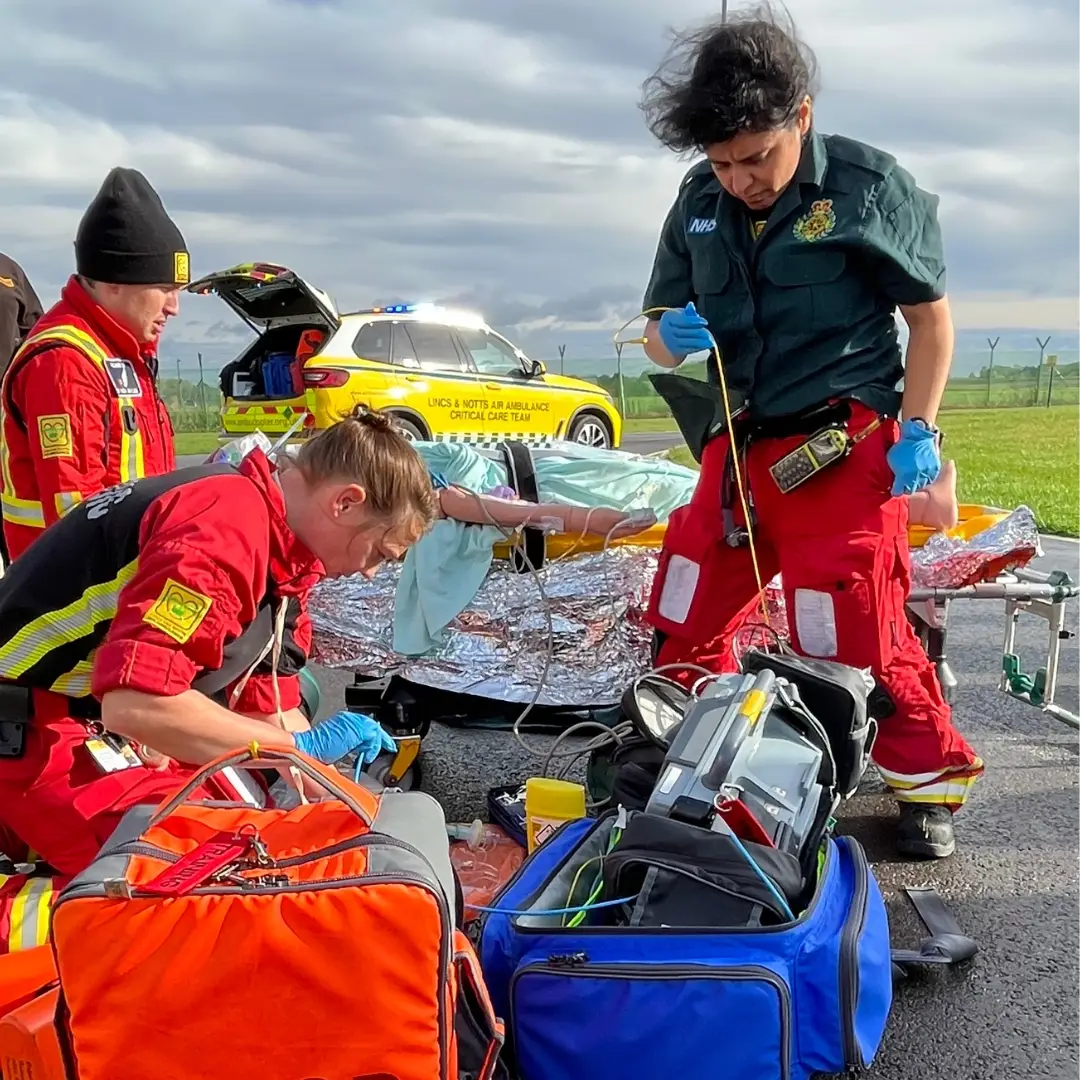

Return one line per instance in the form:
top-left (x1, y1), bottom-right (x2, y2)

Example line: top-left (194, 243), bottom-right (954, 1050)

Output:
top-left (149, 745), bottom-right (377, 828)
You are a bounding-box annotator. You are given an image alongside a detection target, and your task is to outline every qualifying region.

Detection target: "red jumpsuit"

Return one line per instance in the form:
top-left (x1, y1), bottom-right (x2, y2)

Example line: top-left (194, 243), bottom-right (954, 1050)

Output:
top-left (0, 451), bottom-right (322, 950)
top-left (0, 276), bottom-right (176, 561)
top-left (648, 404), bottom-right (984, 809)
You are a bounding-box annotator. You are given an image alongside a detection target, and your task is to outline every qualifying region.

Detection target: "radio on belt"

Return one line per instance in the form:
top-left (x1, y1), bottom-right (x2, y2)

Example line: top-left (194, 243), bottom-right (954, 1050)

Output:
top-left (644, 668), bottom-right (827, 858)
top-left (768, 425), bottom-right (850, 493)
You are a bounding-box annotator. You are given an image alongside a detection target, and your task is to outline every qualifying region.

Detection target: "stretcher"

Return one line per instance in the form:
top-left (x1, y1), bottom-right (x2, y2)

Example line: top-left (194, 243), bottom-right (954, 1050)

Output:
top-left (491, 500), bottom-right (1079, 730)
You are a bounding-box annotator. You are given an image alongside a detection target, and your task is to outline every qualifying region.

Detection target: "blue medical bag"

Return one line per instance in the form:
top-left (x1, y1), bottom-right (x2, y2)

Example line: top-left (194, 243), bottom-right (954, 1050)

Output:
top-left (261, 351), bottom-right (296, 397)
top-left (478, 812), bottom-right (893, 1080)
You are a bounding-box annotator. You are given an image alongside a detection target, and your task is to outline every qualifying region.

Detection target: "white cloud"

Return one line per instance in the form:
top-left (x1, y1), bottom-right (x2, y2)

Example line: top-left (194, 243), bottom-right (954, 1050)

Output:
top-left (0, 0), bottom-right (1075, 364)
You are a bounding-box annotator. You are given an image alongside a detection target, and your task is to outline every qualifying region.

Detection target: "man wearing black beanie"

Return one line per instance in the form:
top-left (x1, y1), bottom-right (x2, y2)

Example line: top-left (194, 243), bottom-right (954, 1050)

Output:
top-left (0, 167), bottom-right (189, 563)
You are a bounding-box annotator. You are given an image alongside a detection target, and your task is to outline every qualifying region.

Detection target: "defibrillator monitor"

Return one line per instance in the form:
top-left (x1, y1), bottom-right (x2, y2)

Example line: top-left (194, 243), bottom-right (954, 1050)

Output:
top-left (645, 669), bottom-right (827, 859)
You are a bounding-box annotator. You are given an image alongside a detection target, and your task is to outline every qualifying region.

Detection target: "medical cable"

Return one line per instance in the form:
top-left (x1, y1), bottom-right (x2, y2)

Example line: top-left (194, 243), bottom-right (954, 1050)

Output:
top-left (461, 484), bottom-right (644, 762)
top-left (453, 464), bottom-right (743, 782)
top-left (561, 855), bottom-right (605, 927)
top-left (545, 662), bottom-right (721, 806)
top-left (724, 827), bottom-right (796, 922)
top-left (613, 307), bottom-right (771, 628)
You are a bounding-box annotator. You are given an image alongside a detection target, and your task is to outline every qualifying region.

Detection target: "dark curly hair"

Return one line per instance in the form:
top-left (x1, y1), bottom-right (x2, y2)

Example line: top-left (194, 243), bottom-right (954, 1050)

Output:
top-left (640, 3), bottom-right (819, 153)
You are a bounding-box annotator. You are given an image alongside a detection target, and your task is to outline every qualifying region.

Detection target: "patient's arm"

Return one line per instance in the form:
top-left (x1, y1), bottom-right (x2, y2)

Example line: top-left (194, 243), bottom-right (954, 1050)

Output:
top-left (909, 460), bottom-right (958, 531)
top-left (435, 485), bottom-right (655, 539)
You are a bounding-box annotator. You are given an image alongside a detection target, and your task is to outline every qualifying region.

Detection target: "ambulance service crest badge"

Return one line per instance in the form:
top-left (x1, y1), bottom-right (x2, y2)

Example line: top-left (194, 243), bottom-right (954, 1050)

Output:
top-left (792, 199), bottom-right (836, 243)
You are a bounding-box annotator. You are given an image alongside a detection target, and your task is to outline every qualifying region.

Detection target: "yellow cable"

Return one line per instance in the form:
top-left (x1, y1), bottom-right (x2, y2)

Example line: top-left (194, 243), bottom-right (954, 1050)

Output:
top-left (614, 308), bottom-right (771, 627)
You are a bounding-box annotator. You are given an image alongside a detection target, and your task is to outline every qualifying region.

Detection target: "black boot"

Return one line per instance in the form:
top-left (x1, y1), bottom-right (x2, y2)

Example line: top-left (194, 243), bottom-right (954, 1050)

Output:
top-left (896, 804), bottom-right (956, 859)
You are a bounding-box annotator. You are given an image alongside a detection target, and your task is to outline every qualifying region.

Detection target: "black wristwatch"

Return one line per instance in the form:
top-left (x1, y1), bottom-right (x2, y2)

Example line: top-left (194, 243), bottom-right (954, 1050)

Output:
top-left (908, 417), bottom-right (943, 445)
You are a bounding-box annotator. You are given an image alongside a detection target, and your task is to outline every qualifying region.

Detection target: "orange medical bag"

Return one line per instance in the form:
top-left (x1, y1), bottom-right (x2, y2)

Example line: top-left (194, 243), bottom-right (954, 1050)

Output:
top-left (49, 746), bottom-right (505, 1080)
top-left (0, 945), bottom-right (56, 1017)
top-left (0, 983), bottom-right (63, 1079)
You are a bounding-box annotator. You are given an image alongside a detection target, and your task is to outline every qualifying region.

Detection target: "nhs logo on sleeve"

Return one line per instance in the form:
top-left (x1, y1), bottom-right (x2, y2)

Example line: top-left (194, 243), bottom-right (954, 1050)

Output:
top-left (687, 217), bottom-right (717, 234)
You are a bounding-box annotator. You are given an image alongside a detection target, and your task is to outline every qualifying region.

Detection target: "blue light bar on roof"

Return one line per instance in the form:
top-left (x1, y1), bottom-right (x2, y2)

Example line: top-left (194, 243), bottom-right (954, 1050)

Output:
top-left (371, 303), bottom-right (416, 314)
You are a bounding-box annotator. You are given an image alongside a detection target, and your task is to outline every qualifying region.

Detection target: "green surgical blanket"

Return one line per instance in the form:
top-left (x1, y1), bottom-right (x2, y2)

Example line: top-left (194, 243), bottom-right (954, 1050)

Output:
top-left (393, 442), bottom-right (697, 655)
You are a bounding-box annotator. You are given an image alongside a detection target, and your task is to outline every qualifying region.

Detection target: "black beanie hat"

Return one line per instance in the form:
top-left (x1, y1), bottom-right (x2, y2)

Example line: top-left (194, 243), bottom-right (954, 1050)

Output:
top-left (75, 167), bottom-right (190, 287)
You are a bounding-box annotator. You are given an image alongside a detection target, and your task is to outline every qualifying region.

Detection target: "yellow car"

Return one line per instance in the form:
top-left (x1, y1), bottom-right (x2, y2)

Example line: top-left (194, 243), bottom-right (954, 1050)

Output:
top-left (187, 262), bottom-right (622, 448)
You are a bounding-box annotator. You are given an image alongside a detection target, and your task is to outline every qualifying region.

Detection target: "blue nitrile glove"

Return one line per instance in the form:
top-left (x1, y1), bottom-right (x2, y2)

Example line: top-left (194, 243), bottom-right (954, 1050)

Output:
top-left (657, 302), bottom-right (715, 359)
top-left (293, 711), bottom-right (397, 766)
top-left (886, 419), bottom-right (942, 496)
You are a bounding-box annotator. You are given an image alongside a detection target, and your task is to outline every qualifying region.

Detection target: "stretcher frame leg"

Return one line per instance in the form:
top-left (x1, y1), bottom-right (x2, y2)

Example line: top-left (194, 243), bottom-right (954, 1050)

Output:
top-left (908, 566), bottom-right (1078, 731)
top-left (905, 597), bottom-right (958, 706)
top-left (999, 588), bottom-right (1079, 730)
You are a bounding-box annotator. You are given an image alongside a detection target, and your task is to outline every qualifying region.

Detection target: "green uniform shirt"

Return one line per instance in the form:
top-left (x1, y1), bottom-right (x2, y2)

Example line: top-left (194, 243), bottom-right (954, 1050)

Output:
top-left (642, 130), bottom-right (947, 421)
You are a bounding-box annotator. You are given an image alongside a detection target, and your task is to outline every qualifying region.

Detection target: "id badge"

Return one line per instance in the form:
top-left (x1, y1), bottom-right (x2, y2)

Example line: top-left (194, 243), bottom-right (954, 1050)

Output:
top-left (85, 735), bottom-right (141, 774)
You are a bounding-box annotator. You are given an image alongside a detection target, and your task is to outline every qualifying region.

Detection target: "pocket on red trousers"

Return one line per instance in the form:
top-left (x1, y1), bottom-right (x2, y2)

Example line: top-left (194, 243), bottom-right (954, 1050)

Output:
top-left (648, 502), bottom-right (732, 644)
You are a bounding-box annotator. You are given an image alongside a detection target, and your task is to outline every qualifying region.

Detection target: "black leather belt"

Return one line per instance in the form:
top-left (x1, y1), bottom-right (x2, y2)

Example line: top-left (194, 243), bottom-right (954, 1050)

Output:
top-left (744, 400), bottom-right (853, 442)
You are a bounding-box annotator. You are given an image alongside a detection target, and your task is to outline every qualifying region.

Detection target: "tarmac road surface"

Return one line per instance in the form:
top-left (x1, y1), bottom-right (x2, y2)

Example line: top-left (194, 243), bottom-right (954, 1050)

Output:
top-left (181, 437), bottom-right (1079, 1076)
top-left (307, 535), bottom-right (1079, 1080)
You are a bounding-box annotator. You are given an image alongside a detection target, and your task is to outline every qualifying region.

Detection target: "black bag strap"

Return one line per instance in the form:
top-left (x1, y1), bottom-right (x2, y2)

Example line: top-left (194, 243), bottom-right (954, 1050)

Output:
top-left (891, 885), bottom-right (978, 975)
top-left (191, 601), bottom-right (275, 700)
top-left (498, 439), bottom-right (546, 573)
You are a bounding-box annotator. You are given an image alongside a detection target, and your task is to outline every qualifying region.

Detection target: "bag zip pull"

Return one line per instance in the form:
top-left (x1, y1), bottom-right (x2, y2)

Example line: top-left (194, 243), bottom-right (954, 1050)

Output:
top-left (547, 952), bottom-right (589, 968)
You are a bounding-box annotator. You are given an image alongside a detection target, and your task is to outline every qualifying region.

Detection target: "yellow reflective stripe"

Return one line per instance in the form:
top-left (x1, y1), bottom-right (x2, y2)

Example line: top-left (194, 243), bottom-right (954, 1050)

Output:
top-left (9, 876), bottom-right (54, 951)
top-left (50, 653), bottom-right (96, 697)
top-left (15, 326), bottom-right (109, 369)
top-left (28, 328), bottom-right (145, 481)
top-left (0, 558), bottom-right (139, 678)
top-left (1, 325), bottom-right (110, 504)
top-left (0, 494), bottom-right (45, 528)
top-left (885, 772), bottom-right (982, 807)
top-left (891, 787), bottom-right (976, 807)
top-left (117, 398), bottom-right (145, 482)
top-left (55, 490), bottom-right (83, 517)
top-left (877, 758), bottom-right (985, 791)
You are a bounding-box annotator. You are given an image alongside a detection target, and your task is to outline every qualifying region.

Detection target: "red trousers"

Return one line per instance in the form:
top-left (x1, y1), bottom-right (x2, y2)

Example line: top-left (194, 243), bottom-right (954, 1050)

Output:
top-left (648, 405), bottom-right (983, 809)
top-left (0, 691), bottom-right (232, 881)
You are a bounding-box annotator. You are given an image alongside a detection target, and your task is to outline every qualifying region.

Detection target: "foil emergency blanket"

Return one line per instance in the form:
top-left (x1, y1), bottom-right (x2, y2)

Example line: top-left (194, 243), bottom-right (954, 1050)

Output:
top-left (309, 508), bottom-right (1039, 706)
top-left (909, 505), bottom-right (1040, 590)
top-left (309, 547), bottom-right (659, 707)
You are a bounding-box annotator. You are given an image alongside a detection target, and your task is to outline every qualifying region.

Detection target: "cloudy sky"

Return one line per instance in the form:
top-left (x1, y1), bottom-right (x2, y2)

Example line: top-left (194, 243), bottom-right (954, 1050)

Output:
top-left (2, 0), bottom-right (1077, 369)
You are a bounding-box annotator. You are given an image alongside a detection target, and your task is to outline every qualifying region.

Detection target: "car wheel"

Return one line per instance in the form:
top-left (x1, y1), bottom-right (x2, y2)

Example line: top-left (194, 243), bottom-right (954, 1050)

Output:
top-left (569, 413), bottom-right (611, 449)
top-left (388, 414), bottom-right (426, 442)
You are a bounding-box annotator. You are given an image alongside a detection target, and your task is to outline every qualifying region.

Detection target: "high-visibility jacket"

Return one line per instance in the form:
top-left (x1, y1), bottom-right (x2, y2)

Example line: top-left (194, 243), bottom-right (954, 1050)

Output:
top-left (0, 277), bottom-right (175, 561)
top-left (0, 452), bottom-right (319, 715)
top-left (0, 871), bottom-right (57, 954)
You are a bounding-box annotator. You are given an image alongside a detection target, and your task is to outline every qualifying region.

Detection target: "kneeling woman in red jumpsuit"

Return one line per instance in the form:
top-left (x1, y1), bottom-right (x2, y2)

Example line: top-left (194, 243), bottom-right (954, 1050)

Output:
top-left (0, 407), bottom-right (438, 882)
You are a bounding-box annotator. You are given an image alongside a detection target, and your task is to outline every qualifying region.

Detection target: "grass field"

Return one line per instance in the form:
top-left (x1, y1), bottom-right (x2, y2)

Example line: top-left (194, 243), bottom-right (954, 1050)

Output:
top-left (174, 407), bottom-right (1078, 536)
top-left (173, 431), bottom-right (221, 456)
top-left (665, 407), bottom-right (1079, 537)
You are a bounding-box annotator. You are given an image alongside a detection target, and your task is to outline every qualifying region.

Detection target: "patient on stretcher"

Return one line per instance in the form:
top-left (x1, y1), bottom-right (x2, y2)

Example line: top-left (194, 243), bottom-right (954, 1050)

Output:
top-left (431, 477), bottom-right (657, 540)
top-left (908, 460), bottom-right (958, 532)
top-left (429, 459), bottom-right (957, 539)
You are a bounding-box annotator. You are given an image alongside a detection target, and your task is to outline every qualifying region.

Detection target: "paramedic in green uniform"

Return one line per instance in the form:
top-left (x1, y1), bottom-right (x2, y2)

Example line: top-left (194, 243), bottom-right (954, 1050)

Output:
top-left (638, 7), bottom-right (983, 858)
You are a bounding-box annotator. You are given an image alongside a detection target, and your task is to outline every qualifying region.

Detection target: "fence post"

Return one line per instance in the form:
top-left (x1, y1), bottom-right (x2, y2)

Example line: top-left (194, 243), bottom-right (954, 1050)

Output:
top-left (985, 337), bottom-right (999, 407)
top-left (614, 342), bottom-right (627, 418)
top-left (558, 344), bottom-right (566, 377)
top-left (1035, 336), bottom-right (1051, 407)
top-left (1046, 355), bottom-right (1058, 408)
top-left (197, 352), bottom-right (208, 430)
top-left (175, 359), bottom-right (182, 414)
